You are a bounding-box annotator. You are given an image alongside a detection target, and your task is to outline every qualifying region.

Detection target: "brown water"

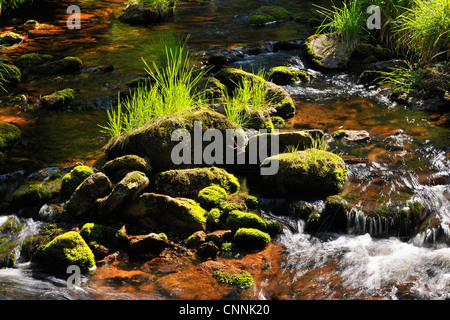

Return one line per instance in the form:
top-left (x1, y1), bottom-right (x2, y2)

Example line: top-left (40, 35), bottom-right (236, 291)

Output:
top-left (0, 0), bottom-right (449, 300)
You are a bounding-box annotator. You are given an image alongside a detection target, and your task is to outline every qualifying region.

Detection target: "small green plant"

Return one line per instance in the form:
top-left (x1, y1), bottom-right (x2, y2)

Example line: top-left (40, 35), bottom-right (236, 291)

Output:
top-left (379, 65), bottom-right (422, 94)
top-left (315, 0), bottom-right (368, 51)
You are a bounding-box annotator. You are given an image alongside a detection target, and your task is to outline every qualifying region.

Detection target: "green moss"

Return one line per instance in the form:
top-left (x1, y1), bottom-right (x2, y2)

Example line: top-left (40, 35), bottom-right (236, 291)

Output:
top-left (226, 210), bottom-right (267, 231)
top-left (333, 130), bottom-right (347, 139)
top-left (207, 208), bottom-right (222, 228)
top-left (0, 217), bottom-right (23, 236)
top-left (305, 34), bottom-right (324, 66)
top-left (213, 270), bottom-right (255, 289)
top-left (158, 233), bottom-right (168, 240)
top-left (262, 149), bottom-right (348, 197)
top-left (0, 63), bottom-right (21, 87)
top-left (10, 180), bottom-right (60, 209)
top-left (0, 121), bottom-right (20, 150)
top-left (14, 53), bottom-right (53, 69)
top-left (268, 66), bottom-right (310, 85)
top-left (247, 6), bottom-right (291, 26)
top-left (243, 195), bottom-right (259, 210)
top-left (220, 241), bottom-right (235, 254)
top-left (198, 185), bottom-right (228, 209)
top-left (234, 227), bottom-right (271, 248)
top-left (41, 89), bottom-right (75, 109)
top-left (34, 231), bottom-right (95, 273)
top-left (60, 165), bottom-right (95, 196)
top-left (80, 223), bottom-right (104, 243)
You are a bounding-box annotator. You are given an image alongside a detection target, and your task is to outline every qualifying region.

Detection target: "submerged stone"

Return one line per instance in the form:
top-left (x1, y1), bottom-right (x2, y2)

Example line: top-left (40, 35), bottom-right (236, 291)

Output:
top-left (247, 6), bottom-right (292, 26)
top-left (119, 0), bottom-right (175, 25)
top-left (40, 88), bottom-right (75, 109)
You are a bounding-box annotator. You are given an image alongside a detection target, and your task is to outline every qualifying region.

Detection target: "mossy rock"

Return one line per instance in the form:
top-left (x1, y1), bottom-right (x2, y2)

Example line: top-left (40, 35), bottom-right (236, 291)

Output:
top-left (33, 231), bottom-right (95, 273)
top-left (234, 227), bottom-right (271, 249)
top-left (305, 33), bottom-right (352, 70)
top-left (316, 195), bottom-right (350, 233)
top-left (198, 185), bottom-right (228, 209)
top-left (267, 66), bottom-right (310, 85)
top-left (215, 68), bottom-right (295, 117)
top-left (0, 62), bottom-right (21, 87)
top-left (119, 0), bottom-right (176, 25)
top-left (125, 192), bottom-right (206, 233)
top-left (247, 6), bottom-right (291, 26)
top-left (0, 32), bottom-right (23, 46)
top-left (14, 53), bottom-right (53, 69)
top-left (65, 172), bottom-right (112, 217)
top-left (60, 165), bottom-right (95, 196)
top-left (102, 154), bottom-right (152, 182)
top-left (243, 195), bottom-right (259, 209)
top-left (79, 223), bottom-right (105, 243)
top-left (195, 77), bottom-right (225, 99)
top-left (40, 89), bottom-right (75, 109)
top-left (20, 56), bottom-right (82, 81)
top-left (149, 166), bottom-right (240, 199)
top-left (261, 149), bottom-right (348, 197)
top-left (206, 208), bottom-right (223, 229)
top-left (105, 109), bottom-right (245, 172)
top-left (97, 170), bottom-right (148, 215)
top-left (226, 210), bottom-right (267, 232)
top-left (10, 179), bottom-right (60, 210)
top-left (0, 121), bottom-right (20, 150)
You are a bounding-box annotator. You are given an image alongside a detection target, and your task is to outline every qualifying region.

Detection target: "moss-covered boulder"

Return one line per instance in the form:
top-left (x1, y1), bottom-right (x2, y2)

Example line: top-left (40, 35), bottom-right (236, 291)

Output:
top-left (0, 32), bottom-right (23, 46)
top-left (10, 179), bottom-right (60, 210)
top-left (149, 166), bottom-right (239, 199)
top-left (225, 210), bottom-right (267, 232)
top-left (40, 89), bottom-right (75, 109)
top-left (60, 165), bottom-right (95, 196)
top-left (119, 0), bottom-right (176, 25)
top-left (195, 77), bottom-right (225, 100)
top-left (261, 149), bottom-right (347, 197)
top-left (305, 33), bottom-right (352, 70)
top-left (0, 217), bottom-right (23, 268)
top-left (102, 154), bottom-right (152, 182)
top-left (214, 68), bottom-right (295, 117)
top-left (246, 6), bottom-right (292, 26)
top-left (125, 192), bottom-right (206, 233)
top-left (267, 66), bottom-right (310, 85)
top-left (0, 121), bottom-right (20, 150)
top-left (105, 109), bottom-right (245, 172)
top-left (65, 172), bottom-right (112, 217)
top-left (0, 62), bottom-right (21, 86)
top-left (316, 195), bottom-right (350, 233)
top-left (234, 228), bottom-right (271, 249)
top-left (97, 170), bottom-right (149, 215)
top-left (198, 185), bottom-right (228, 209)
top-left (33, 231), bottom-right (95, 273)
top-left (14, 53), bottom-right (53, 69)
top-left (213, 269), bottom-right (255, 289)
top-left (18, 56), bottom-right (82, 81)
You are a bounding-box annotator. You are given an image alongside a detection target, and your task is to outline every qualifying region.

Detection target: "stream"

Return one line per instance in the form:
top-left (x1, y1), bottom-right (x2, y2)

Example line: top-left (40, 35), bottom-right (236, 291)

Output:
top-left (0, 0), bottom-right (449, 300)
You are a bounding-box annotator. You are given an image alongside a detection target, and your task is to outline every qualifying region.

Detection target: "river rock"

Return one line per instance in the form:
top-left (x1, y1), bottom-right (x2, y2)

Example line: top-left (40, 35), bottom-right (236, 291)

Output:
top-left (267, 66), bottom-right (310, 85)
top-left (128, 233), bottom-right (169, 259)
top-left (18, 56), bottom-right (82, 81)
top-left (261, 149), bottom-right (348, 197)
top-left (102, 154), bottom-right (152, 182)
top-left (60, 165), bottom-right (95, 196)
top-left (333, 129), bottom-right (370, 142)
top-left (366, 59), bottom-right (409, 72)
top-left (9, 179), bottom-right (60, 211)
top-left (33, 231), bottom-right (95, 273)
top-left (196, 241), bottom-right (219, 259)
top-left (105, 109), bottom-right (245, 172)
top-left (97, 171), bottom-right (149, 215)
top-left (214, 68), bottom-right (295, 117)
top-left (119, 0), bottom-right (175, 25)
top-left (246, 6), bottom-right (292, 26)
top-left (124, 192), bottom-right (206, 233)
top-left (245, 129), bottom-right (324, 162)
top-left (65, 173), bottom-right (112, 217)
top-left (40, 89), bottom-right (75, 109)
top-left (149, 166), bottom-right (239, 199)
top-left (0, 32), bottom-right (23, 46)
top-left (0, 121), bottom-right (21, 150)
top-left (305, 33), bottom-right (352, 70)
top-left (205, 230), bottom-right (233, 246)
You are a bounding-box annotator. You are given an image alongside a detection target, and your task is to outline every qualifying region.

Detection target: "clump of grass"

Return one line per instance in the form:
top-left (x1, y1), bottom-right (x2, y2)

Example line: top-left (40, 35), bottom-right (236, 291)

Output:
top-left (315, 0), bottom-right (368, 51)
top-left (378, 64), bottom-right (422, 95)
top-left (223, 69), bottom-right (272, 128)
top-left (0, 0), bottom-right (34, 13)
top-left (100, 35), bottom-right (207, 137)
top-left (396, 0), bottom-right (450, 65)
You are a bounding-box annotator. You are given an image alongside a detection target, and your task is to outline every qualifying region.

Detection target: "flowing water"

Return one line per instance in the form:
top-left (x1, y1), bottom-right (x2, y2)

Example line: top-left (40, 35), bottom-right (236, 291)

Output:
top-left (0, 0), bottom-right (449, 300)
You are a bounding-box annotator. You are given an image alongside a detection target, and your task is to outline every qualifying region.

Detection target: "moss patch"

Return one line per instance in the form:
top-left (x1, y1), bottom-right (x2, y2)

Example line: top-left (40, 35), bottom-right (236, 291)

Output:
top-left (60, 165), bottom-right (95, 196)
top-left (0, 121), bottom-right (20, 150)
top-left (234, 227), bottom-right (271, 249)
top-left (34, 231), bottom-right (95, 273)
top-left (0, 62), bottom-right (21, 87)
top-left (267, 66), bottom-right (310, 85)
top-left (247, 6), bottom-right (291, 26)
top-left (213, 270), bottom-right (255, 289)
top-left (198, 185), bottom-right (228, 209)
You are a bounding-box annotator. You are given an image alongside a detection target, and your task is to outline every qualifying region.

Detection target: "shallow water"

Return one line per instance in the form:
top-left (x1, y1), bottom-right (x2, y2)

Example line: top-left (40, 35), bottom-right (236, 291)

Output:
top-left (0, 0), bottom-right (449, 300)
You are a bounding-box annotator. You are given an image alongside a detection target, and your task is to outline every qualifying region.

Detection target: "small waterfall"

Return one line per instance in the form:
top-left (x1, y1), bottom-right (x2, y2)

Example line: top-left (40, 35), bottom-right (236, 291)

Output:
top-left (413, 224), bottom-right (450, 248)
